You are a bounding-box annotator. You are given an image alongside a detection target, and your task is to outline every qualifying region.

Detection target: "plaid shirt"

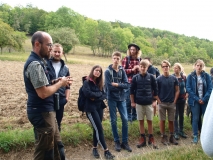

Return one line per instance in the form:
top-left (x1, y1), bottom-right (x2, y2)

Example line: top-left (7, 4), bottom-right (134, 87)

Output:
top-left (121, 56), bottom-right (140, 83)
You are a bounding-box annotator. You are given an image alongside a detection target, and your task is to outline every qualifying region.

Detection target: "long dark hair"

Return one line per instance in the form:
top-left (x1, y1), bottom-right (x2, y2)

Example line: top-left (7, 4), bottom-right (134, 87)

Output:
top-left (88, 65), bottom-right (103, 90)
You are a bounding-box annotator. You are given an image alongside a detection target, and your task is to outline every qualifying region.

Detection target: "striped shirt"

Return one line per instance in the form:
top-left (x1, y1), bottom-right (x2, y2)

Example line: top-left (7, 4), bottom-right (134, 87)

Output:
top-left (121, 56), bottom-right (140, 83)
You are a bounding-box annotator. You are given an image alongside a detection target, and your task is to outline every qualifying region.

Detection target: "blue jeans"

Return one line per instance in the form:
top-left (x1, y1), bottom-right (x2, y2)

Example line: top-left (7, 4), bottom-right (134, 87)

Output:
top-left (191, 101), bottom-right (207, 136)
top-left (174, 101), bottom-right (186, 133)
top-left (125, 89), bottom-right (137, 121)
top-left (108, 99), bottom-right (128, 143)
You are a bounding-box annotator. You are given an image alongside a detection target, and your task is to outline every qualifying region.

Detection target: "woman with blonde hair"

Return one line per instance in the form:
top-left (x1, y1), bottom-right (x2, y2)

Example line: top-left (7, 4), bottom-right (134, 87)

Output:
top-left (186, 59), bottom-right (212, 144)
top-left (172, 63), bottom-right (188, 140)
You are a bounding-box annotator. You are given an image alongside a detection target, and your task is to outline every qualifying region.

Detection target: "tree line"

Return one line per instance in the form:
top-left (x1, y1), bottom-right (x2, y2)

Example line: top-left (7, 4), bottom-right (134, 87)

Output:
top-left (0, 3), bottom-right (213, 65)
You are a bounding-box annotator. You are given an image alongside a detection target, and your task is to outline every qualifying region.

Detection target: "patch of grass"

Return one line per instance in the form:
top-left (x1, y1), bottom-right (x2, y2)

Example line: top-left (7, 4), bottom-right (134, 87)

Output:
top-left (0, 52), bottom-right (29, 62)
top-left (0, 128), bottom-right (34, 152)
top-left (61, 123), bottom-right (93, 147)
top-left (0, 116), bottom-right (212, 160)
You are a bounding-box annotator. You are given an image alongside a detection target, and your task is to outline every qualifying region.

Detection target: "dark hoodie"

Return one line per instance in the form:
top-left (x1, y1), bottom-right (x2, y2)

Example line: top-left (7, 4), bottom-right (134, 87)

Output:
top-left (104, 64), bottom-right (129, 101)
top-left (82, 76), bottom-right (106, 112)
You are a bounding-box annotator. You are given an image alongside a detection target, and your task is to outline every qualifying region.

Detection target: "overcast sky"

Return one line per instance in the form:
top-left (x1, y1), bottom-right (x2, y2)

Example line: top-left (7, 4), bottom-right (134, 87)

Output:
top-left (1, 0), bottom-right (213, 41)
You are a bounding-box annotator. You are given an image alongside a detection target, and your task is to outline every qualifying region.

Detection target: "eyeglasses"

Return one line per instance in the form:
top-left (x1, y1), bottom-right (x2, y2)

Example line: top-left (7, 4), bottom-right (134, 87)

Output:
top-left (162, 66), bottom-right (169, 68)
top-left (46, 43), bottom-right (53, 48)
top-left (94, 70), bottom-right (101, 73)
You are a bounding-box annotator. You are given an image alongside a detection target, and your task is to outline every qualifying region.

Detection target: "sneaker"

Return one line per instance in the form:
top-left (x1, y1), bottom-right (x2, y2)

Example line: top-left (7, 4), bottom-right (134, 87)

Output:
top-left (137, 136), bottom-right (146, 148)
top-left (121, 142), bottom-right (132, 152)
top-left (192, 136), bottom-right (198, 144)
top-left (179, 131), bottom-right (187, 138)
top-left (174, 133), bottom-right (179, 140)
top-left (114, 141), bottom-right (121, 152)
top-left (161, 135), bottom-right (169, 145)
top-left (169, 135), bottom-right (178, 145)
top-left (92, 148), bottom-right (100, 158)
top-left (148, 135), bottom-right (158, 149)
top-left (104, 150), bottom-right (115, 159)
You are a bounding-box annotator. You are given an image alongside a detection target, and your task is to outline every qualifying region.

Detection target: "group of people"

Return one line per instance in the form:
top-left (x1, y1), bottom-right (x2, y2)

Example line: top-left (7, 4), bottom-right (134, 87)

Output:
top-left (23, 31), bottom-right (213, 160)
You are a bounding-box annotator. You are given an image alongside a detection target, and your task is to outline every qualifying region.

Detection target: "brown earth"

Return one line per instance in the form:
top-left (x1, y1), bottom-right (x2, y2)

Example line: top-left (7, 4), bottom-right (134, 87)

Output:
top-left (0, 61), bottom-right (195, 160)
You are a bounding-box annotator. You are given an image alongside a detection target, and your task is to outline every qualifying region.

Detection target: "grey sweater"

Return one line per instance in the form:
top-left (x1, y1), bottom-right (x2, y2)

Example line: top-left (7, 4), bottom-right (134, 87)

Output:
top-left (201, 91), bottom-right (213, 157)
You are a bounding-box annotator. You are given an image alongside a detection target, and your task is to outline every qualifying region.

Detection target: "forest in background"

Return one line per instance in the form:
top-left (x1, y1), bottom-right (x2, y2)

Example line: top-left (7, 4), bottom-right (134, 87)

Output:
top-left (0, 3), bottom-right (213, 65)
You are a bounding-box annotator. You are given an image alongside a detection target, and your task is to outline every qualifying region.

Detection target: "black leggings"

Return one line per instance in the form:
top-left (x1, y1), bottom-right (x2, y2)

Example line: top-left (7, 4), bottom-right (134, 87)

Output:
top-left (86, 108), bottom-right (107, 150)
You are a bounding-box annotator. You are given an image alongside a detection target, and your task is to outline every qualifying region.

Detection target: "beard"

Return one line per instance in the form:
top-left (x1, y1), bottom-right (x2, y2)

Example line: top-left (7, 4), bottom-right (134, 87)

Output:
top-left (39, 46), bottom-right (50, 59)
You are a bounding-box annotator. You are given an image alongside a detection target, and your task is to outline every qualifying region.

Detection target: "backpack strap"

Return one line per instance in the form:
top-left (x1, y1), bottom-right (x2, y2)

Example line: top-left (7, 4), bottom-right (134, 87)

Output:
top-left (106, 67), bottom-right (123, 83)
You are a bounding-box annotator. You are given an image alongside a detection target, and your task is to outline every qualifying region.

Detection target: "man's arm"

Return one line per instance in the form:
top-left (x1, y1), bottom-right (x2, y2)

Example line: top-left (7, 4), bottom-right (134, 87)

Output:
top-left (26, 61), bottom-right (70, 99)
top-left (36, 77), bottom-right (69, 99)
top-left (173, 85), bottom-right (180, 104)
top-left (65, 89), bottom-right (70, 102)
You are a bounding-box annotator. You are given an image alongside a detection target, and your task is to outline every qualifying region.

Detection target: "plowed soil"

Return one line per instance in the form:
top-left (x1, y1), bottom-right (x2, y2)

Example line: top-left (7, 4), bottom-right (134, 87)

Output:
top-left (0, 60), bottom-right (194, 160)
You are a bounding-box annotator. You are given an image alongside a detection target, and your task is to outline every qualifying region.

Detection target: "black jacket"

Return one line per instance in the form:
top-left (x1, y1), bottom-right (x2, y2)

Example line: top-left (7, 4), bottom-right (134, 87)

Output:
top-left (82, 78), bottom-right (106, 112)
top-left (130, 73), bottom-right (158, 105)
top-left (47, 57), bottom-right (70, 97)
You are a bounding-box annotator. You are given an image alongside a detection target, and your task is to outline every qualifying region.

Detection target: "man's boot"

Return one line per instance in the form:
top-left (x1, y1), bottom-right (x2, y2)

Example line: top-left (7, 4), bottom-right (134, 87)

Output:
top-left (136, 134), bottom-right (146, 148)
top-left (148, 134), bottom-right (158, 149)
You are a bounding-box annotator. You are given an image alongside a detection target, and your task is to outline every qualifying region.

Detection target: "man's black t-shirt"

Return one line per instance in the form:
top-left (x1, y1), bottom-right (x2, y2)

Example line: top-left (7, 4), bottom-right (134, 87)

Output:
top-left (157, 75), bottom-right (179, 103)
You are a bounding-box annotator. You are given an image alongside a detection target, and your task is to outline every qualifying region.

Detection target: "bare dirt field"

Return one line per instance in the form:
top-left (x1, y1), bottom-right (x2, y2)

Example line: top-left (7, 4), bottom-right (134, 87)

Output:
top-left (0, 60), bottom-right (195, 160)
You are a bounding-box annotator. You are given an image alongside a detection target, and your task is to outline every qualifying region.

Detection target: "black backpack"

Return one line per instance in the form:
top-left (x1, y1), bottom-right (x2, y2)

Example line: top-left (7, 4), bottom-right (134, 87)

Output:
top-left (77, 76), bottom-right (87, 115)
top-left (155, 67), bottom-right (160, 78)
top-left (77, 86), bottom-right (86, 114)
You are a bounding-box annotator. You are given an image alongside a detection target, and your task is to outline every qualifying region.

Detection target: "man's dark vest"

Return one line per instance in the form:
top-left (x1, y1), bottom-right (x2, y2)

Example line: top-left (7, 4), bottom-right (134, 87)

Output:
top-left (134, 73), bottom-right (153, 105)
top-left (23, 52), bottom-right (54, 114)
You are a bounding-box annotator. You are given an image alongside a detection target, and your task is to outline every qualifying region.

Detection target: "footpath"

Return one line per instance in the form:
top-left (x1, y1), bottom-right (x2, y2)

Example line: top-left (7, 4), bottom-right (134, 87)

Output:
top-left (0, 132), bottom-right (196, 160)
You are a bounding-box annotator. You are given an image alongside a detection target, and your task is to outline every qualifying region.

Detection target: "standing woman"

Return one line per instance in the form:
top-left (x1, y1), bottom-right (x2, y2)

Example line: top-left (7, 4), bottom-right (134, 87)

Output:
top-left (173, 63), bottom-right (188, 140)
top-left (82, 65), bottom-right (115, 159)
top-left (186, 59), bottom-right (212, 144)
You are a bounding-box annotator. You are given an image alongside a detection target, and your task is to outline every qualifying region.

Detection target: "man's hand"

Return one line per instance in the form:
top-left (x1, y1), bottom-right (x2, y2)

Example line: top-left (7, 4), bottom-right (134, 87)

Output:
top-left (111, 82), bottom-right (118, 87)
top-left (132, 65), bottom-right (139, 71)
top-left (199, 99), bottom-right (204, 104)
top-left (59, 76), bottom-right (70, 87)
top-left (131, 102), bottom-right (136, 108)
top-left (67, 76), bottom-right (73, 85)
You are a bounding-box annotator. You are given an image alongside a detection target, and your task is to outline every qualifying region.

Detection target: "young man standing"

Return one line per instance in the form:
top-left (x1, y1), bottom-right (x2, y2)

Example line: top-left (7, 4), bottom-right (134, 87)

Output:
top-left (105, 51), bottom-right (132, 152)
top-left (144, 57), bottom-right (159, 116)
top-left (157, 60), bottom-right (179, 145)
top-left (122, 43), bottom-right (142, 121)
top-left (130, 59), bottom-right (159, 149)
top-left (48, 43), bottom-right (71, 132)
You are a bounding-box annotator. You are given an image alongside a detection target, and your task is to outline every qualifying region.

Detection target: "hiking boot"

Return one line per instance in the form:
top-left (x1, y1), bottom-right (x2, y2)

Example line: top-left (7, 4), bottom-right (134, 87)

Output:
top-left (137, 136), bottom-right (146, 148)
top-left (161, 135), bottom-right (169, 145)
top-left (169, 135), bottom-right (178, 145)
top-left (114, 141), bottom-right (121, 152)
top-left (121, 142), bottom-right (132, 152)
top-left (148, 135), bottom-right (158, 149)
top-left (92, 148), bottom-right (100, 158)
top-left (192, 136), bottom-right (198, 144)
top-left (179, 131), bottom-right (187, 138)
top-left (104, 150), bottom-right (115, 159)
top-left (174, 133), bottom-right (179, 140)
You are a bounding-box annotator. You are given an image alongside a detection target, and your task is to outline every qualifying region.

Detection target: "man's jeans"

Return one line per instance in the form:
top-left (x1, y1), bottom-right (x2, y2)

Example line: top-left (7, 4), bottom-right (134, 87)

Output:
top-left (191, 102), bottom-right (207, 136)
top-left (125, 89), bottom-right (137, 121)
top-left (28, 111), bottom-right (65, 160)
top-left (108, 99), bottom-right (128, 143)
top-left (56, 97), bottom-right (67, 131)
